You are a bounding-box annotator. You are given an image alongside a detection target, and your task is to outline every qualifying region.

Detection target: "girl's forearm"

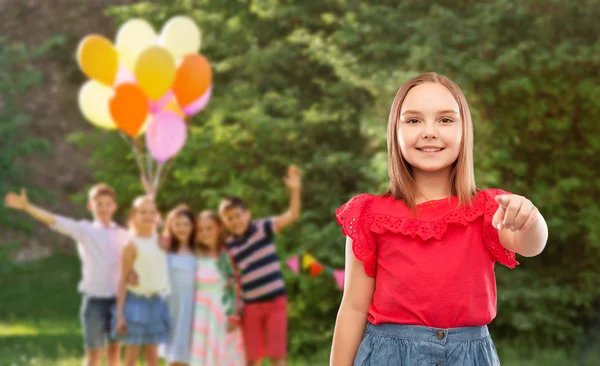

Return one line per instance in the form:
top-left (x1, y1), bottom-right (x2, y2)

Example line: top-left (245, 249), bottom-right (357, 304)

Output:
top-left (330, 303), bottom-right (368, 366)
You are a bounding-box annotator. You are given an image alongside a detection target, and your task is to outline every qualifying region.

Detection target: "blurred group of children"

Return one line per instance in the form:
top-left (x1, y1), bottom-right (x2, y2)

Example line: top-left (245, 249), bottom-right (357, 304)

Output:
top-left (4, 165), bottom-right (301, 366)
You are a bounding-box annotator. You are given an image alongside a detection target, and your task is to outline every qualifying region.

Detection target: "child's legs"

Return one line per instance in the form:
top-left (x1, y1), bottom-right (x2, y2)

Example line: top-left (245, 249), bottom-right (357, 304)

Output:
top-left (104, 298), bottom-right (120, 366)
top-left (106, 342), bottom-right (120, 366)
top-left (124, 345), bottom-right (140, 366)
top-left (80, 296), bottom-right (112, 366)
top-left (242, 301), bottom-right (267, 364)
top-left (83, 349), bottom-right (103, 366)
top-left (265, 296), bottom-right (288, 363)
top-left (271, 359), bottom-right (287, 366)
top-left (143, 344), bottom-right (159, 366)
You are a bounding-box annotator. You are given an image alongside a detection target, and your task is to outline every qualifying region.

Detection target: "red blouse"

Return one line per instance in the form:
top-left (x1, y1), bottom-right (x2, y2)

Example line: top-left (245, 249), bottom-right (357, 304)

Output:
top-left (336, 188), bottom-right (519, 329)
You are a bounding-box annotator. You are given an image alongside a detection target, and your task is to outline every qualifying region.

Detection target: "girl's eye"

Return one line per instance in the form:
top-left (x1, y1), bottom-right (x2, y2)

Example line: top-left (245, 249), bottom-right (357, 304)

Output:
top-left (405, 118), bottom-right (419, 124)
top-left (441, 117), bottom-right (454, 123)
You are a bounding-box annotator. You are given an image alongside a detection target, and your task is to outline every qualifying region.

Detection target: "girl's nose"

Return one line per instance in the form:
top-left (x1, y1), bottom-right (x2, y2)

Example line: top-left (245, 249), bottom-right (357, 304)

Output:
top-left (421, 120), bottom-right (439, 139)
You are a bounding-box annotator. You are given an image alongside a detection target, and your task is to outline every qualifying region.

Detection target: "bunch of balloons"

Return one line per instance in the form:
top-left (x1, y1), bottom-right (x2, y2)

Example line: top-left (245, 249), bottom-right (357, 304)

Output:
top-left (76, 16), bottom-right (212, 192)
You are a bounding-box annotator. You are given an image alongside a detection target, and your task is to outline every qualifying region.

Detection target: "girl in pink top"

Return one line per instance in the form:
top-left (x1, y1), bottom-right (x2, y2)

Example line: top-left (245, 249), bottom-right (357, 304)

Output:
top-left (330, 73), bottom-right (549, 366)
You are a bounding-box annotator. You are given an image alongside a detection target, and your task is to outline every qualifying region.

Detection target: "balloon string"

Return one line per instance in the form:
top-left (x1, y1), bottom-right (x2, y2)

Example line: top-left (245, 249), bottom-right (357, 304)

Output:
top-left (132, 137), bottom-right (148, 184)
top-left (153, 162), bottom-right (164, 192)
top-left (146, 145), bottom-right (154, 188)
top-left (118, 132), bottom-right (133, 148)
top-left (156, 157), bottom-right (176, 195)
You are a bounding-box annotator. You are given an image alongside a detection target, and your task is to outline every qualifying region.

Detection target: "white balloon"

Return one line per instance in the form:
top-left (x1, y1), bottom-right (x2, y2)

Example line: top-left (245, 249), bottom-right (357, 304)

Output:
top-left (116, 18), bottom-right (157, 70)
top-left (159, 16), bottom-right (202, 59)
top-left (78, 80), bottom-right (116, 129)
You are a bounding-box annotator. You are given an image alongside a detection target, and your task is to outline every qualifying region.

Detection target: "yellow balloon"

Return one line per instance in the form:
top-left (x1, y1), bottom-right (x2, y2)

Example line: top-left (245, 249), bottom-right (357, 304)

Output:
top-left (77, 35), bottom-right (119, 86)
top-left (115, 18), bottom-right (157, 71)
top-left (163, 98), bottom-right (185, 119)
top-left (78, 80), bottom-right (116, 130)
top-left (160, 16), bottom-right (202, 59)
top-left (138, 115), bottom-right (153, 136)
top-left (134, 46), bottom-right (176, 101)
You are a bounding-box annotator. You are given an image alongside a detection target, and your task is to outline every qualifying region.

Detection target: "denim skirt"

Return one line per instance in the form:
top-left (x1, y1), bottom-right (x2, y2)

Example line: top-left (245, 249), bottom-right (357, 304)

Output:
top-left (354, 323), bottom-right (500, 366)
top-left (111, 291), bottom-right (170, 345)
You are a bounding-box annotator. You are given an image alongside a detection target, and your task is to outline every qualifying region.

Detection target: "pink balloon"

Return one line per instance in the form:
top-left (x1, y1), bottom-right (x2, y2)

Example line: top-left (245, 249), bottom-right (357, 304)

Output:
top-left (182, 86), bottom-right (212, 116)
top-left (145, 111), bottom-right (187, 163)
top-left (113, 64), bottom-right (136, 87)
top-left (149, 91), bottom-right (174, 114)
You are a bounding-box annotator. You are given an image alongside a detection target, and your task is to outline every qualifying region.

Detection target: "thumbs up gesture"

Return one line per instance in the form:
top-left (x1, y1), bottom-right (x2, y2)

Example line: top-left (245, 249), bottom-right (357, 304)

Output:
top-left (4, 189), bottom-right (29, 211)
top-left (492, 194), bottom-right (539, 232)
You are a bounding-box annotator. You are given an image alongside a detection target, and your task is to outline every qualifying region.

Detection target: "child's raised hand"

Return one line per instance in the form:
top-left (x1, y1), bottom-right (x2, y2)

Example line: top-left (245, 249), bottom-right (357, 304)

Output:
top-left (283, 165), bottom-right (302, 190)
top-left (493, 194), bottom-right (539, 232)
top-left (4, 189), bottom-right (28, 210)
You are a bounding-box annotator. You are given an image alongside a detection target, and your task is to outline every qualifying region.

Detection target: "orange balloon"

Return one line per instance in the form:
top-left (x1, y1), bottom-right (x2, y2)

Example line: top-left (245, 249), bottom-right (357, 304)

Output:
top-left (109, 83), bottom-right (149, 137)
top-left (77, 35), bottom-right (119, 86)
top-left (172, 54), bottom-right (212, 108)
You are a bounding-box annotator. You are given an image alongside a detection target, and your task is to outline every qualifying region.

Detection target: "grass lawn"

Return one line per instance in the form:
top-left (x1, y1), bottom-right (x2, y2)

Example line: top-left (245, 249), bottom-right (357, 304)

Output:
top-left (1, 254), bottom-right (598, 365)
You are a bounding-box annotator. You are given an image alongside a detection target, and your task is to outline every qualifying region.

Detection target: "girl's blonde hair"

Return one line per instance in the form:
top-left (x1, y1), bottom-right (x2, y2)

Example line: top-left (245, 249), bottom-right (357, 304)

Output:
top-left (127, 195), bottom-right (156, 229)
top-left (195, 210), bottom-right (227, 254)
top-left (386, 72), bottom-right (477, 210)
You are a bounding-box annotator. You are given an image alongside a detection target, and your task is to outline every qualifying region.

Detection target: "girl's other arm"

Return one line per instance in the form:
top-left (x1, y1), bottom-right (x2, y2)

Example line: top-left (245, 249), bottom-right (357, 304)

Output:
top-left (5, 189), bottom-right (56, 226)
top-left (116, 243), bottom-right (137, 335)
top-left (330, 237), bottom-right (374, 366)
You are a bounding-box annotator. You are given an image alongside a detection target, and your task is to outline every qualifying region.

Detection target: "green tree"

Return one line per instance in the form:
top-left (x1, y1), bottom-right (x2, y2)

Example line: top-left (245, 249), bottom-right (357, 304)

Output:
top-left (0, 37), bottom-right (63, 234)
top-left (69, 0), bottom-right (600, 355)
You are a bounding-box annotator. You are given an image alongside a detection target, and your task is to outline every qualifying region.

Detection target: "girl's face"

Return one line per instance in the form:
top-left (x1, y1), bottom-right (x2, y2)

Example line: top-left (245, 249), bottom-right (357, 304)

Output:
top-left (170, 214), bottom-right (193, 244)
top-left (132, 198), bottom-right (157, 231)
top-left (196, 216), bottom-right (221, 250)
top-left (397, 82), bottom-right (463, 174)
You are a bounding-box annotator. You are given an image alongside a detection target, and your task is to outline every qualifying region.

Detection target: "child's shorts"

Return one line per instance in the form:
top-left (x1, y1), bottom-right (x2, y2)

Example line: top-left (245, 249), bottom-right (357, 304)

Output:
top-left (111, 291), bottom-right (169, 345)
top-left (80, 295), bottom-right (117, 349)
top-left (354, 322), bottom-right (500, 366)
top-left (242, 295), bottom-right (287, 361)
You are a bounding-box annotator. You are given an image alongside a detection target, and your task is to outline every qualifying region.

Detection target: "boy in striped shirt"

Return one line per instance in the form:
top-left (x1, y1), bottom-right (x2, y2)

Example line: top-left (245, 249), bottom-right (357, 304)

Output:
top-left (219, 165), bottom-right (302, 366)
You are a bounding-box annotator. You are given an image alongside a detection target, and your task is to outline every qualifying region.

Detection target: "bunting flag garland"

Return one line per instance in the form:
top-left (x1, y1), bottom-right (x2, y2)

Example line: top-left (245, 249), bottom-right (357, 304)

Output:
top-left (309, 261), bottom-right (325, 276)
top-left (286, 256), bottom-right (300, 274)
top-left (302, 253), bottom-right (316, 269)
top-left (286, 253), bottom-right (345, 290)
top-left (333, 269), bottom-right (345, 290)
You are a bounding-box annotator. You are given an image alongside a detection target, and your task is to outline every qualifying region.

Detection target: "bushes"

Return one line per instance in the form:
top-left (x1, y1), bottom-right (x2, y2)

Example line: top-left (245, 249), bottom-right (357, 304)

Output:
top-left (69, 0), bottom-right (600, 354)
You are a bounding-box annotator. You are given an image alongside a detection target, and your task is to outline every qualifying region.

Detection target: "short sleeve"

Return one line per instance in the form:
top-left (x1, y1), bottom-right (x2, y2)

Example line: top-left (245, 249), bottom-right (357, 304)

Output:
top-left (260, 217), bottom-right (276, 239)
top-left (483, 189), bottom-right (520, 269)
top-left (335, 194), bottom-right (377, 277)
top-left (50, 215), bottom-right (87, 244)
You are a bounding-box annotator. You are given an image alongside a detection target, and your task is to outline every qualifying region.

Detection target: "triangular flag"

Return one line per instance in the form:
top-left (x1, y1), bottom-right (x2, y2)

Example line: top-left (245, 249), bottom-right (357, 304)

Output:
top-left (310, 262), bottom-right (325, 277)
top-left (286, 256), bottom-right (300, 274)
top-left (302, 253), bottom-right (316, 269)
top-left (333, 269), bottom-right (345, 290)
